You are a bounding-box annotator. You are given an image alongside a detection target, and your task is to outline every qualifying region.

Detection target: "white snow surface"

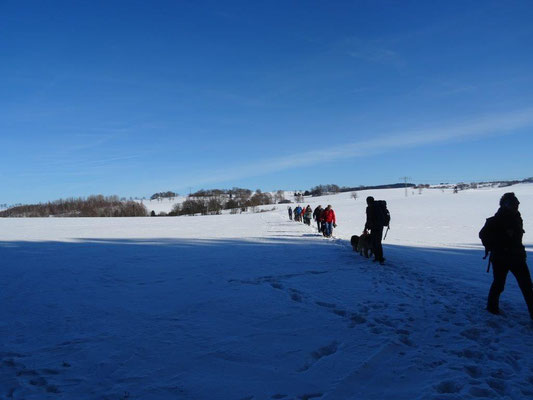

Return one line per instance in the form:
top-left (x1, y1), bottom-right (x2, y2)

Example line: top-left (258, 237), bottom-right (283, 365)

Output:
top-left (139, 196), bottom-right (186, 215)
top-left (1, 185), bottom-right (533, 399)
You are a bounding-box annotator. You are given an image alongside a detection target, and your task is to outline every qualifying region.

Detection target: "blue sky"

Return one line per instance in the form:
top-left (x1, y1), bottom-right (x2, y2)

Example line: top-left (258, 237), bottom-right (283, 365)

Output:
top-left (1, 1), bottom-right (533, 204)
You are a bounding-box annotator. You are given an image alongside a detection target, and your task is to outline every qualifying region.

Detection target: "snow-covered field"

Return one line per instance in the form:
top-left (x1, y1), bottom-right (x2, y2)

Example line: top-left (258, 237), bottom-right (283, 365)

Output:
top-left (1, 185), bottom-right (533, 399)
top-left (139, 196), bottom-right (186, 215)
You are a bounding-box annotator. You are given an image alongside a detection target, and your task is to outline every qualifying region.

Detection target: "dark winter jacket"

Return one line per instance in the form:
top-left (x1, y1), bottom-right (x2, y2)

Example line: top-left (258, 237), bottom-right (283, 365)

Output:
top-left (313, 207), bottom-right (323, 221)
top-left (365, 204), bottom-right (381, 230)
top-left (479, 207), bottom-right (526, 259)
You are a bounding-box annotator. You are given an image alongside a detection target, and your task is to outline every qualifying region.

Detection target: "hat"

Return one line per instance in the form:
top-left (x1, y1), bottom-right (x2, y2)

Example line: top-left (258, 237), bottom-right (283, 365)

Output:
top-left (500, 192), bottom-right (519, 208)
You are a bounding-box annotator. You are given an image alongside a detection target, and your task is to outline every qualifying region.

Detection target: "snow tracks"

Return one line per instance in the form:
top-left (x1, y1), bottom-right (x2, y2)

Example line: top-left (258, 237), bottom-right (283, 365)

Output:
top-left (1, 212), bottom-right (532, 399)
top-left (250, 213), bottom-right (533, 399)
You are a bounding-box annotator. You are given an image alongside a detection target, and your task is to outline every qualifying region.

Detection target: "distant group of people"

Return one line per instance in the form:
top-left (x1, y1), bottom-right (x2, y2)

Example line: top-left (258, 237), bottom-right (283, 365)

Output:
top-left (289, 204), bottom-right (336, 237)
top-left (289, 198), bottom-right (387, 258)
top-left (289, 191), bottom-right (533, 321)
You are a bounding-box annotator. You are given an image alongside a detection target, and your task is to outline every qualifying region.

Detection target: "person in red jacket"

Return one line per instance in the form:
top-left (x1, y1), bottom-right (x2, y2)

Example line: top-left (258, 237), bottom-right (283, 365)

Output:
top-left (323, 205), bottom-right (336, 237)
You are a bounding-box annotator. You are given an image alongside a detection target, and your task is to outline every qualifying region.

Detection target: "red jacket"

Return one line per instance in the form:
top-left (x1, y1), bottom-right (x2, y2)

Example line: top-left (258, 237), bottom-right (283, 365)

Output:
top-left (323, 209), bottom-right (336, 223)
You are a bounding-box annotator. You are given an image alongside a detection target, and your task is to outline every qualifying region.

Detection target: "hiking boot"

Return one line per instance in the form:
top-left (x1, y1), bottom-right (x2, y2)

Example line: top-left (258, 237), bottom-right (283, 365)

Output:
top-left (486, 305), bottom-right (500, 315)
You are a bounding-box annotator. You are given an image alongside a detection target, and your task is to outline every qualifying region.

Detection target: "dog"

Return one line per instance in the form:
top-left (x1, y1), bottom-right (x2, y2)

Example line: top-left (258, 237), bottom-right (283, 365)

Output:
top-left (350, 235), bottom-right (360, 252)
top-left (351, 232), bottom-right (373, 258)
top-left (358, 231), bottom-right (373, 258)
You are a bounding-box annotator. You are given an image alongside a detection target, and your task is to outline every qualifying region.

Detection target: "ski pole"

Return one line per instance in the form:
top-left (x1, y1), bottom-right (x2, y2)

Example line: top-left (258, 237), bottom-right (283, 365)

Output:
top-left (383, 226), bottom-right (390, 240)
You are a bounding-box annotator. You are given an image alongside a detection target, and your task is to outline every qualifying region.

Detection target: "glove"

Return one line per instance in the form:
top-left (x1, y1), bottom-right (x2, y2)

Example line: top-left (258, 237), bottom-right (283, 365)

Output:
top-left (333, 223), bottom-right (337, 228)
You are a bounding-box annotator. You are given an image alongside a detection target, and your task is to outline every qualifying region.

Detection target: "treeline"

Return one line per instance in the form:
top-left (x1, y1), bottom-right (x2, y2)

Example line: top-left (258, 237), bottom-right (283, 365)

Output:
top-left (341, 183), bottom-right (416, 192)
top-left (306, 184), bottom-right (341, 197)
top-left (165, 188), bottom-right (282, 216)
top-left (150, 191), bottom-right (178, 200)
top-left (0, 195), bottom-right (148, 218)
top-left (302, 183), bottom-right (416, 197)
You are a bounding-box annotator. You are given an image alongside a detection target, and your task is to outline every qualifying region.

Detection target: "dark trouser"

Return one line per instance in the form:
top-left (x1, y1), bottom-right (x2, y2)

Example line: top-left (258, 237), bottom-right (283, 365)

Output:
top-left (488, 254), bottom-right (533, 318)
top-left (316, 220), bottom-right (321, 231)
top-left (370, 226), bottom-right (384, 262)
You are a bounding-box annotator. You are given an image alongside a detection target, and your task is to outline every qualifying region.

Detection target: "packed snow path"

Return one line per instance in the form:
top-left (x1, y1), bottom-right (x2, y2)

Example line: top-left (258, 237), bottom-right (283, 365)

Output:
top-left (1, 208), bottom-right (533, 399)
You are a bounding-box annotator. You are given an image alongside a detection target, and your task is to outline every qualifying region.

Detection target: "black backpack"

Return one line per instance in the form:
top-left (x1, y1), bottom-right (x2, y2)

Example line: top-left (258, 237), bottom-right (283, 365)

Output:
top-left (375, 200), bottom-right (391, 227)
top-left (479, 216), bottom-right (497, 253)
top-left (479, 216), bottom-right (497, 272)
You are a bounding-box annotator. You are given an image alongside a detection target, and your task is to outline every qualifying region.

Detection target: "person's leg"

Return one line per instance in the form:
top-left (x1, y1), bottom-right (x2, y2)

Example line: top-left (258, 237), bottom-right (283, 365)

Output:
top-left (510, 258), bottom-right (533, 318)
top-left (487, 259), bottom-right (509, 314)
top-left (376, 226), bottom-right (384, 262)
top-left (371, 227), bottom-right (384, 262)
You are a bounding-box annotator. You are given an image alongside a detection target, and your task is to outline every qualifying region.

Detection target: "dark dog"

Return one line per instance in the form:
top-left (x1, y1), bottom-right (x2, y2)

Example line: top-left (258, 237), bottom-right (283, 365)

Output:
top-left (350, 235), bottom-right (360, 251)
top-left (351, 233), bottom-right (373, 258)
top-left (358, 232), bottom-right (373, 258)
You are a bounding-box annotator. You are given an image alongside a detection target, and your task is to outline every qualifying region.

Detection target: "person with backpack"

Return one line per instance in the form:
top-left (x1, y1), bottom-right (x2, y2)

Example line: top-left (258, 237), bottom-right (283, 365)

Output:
top-left (479, 192), bottom-right (533, 319)
top-left (304, 205), bottom-right (313, 226)
top-left (323, 205), bottom-right (336, 238)
top-left (294, 205), bottom-right (302, 222)
top-left (364, 196), bottom-right (390, 265)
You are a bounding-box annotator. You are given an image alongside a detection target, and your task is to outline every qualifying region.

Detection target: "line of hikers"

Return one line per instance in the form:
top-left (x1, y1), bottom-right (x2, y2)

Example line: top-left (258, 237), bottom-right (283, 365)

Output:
top-left (289, 204), bottom-right (337, 238)
top-left (289, 197), bottom-right (389, 252)
top-left (290, 192), bottom-right (533, 320)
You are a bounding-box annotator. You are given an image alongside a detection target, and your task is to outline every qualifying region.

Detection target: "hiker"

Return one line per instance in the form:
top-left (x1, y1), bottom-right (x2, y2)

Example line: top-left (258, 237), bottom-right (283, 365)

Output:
top-left (294, 205), bottom-right (302, 222)
top-left (480, 192), bottom-right (533, 319)
top-left (323, 205), bottom-right (336, 238)
top-left (313, 205), bottom-right (323, 232)
top-left (304, 205), bottom-right (313, 226)
top-left (320, 207), bottom-right (327, 236)
top-left (364, 196), bottom-right (389, 265)
top-left (288, 206), bottom-right (293, 220)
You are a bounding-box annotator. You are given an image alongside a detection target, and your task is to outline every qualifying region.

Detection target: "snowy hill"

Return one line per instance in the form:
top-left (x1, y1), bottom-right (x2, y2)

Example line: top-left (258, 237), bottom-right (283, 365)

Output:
top-left (1, 184), bottom-right (532, 398)
top-left (138, 195), bottom-right (187, 215)
top-left (138, 191), bottom-right (297, 215)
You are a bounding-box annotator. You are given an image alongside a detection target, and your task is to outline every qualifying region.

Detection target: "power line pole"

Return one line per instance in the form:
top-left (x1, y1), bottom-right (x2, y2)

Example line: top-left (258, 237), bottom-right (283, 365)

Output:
top-left (399, 176), bottom-right (411, 197)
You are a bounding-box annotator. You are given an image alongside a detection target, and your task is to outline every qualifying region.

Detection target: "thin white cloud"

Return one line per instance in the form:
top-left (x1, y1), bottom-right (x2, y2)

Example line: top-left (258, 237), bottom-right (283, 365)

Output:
top-left (342, 37), bottom-right (404, 67)
top-left (179, 107), bottom-right (533, 188)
